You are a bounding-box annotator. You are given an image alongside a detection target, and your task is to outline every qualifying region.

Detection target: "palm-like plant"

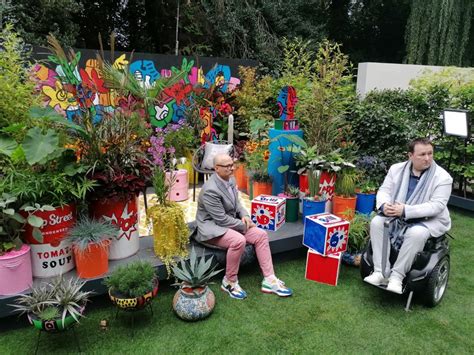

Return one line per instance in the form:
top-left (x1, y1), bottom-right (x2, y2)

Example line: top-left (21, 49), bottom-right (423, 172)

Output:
top-left (172, 248), bottom-right (223, 290)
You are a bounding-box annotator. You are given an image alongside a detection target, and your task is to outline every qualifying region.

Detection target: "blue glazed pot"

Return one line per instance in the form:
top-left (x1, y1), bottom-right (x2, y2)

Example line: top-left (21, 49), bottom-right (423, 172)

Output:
top-left (356, 192), bottom-right (376, 215)
top-left (302, 198), bottom-right (326, 221)
top-left (173, 286), bottom-right (215, 321)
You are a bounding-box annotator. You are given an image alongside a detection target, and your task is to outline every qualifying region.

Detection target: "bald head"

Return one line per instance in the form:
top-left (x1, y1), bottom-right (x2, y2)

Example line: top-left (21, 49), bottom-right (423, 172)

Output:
top-left (214, 153), bottom-right (233, 167)
top-left (213, 153), bottom-right (234, 180)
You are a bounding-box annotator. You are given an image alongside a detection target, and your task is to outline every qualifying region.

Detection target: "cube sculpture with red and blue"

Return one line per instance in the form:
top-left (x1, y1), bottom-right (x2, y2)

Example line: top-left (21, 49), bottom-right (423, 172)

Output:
top-left (302, 213), bottom-right (349, 286)
top-left (305, 249), bottom-right (342, 286)
top-left (251, 195), bottom-right (286, 231)
top-left (303, 213), bottom-right (350, 256)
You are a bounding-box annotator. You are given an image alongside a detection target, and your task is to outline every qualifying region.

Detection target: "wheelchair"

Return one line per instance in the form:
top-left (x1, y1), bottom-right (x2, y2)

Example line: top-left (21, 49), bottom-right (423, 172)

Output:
top-left (360, 219), bottom-right (451, 310)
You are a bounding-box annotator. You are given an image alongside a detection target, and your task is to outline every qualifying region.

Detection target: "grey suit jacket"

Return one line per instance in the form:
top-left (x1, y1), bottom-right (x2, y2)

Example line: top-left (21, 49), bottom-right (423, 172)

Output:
top-left (195, 174), bottom-right (250, 242)
top-left (376, 161), bottom-right (453, 237)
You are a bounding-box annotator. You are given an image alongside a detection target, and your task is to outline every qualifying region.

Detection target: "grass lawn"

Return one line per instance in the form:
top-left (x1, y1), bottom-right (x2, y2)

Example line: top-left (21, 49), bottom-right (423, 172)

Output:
top-left (1, 208), bottom-right (473, 354)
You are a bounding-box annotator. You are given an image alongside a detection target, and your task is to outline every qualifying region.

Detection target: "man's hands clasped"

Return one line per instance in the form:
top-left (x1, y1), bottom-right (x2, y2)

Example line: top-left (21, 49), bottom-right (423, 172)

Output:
top-left (383, 202), bottom-right (405, 217)
top-left (242, 216), bottom-right (255, 231)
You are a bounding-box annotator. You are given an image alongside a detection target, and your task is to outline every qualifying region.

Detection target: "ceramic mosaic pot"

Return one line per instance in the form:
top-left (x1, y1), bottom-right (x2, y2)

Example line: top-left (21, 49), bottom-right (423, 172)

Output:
top-left (109, 279), bottom-right (159, 311)
top-left (172, 286), bottom-right (215, 321)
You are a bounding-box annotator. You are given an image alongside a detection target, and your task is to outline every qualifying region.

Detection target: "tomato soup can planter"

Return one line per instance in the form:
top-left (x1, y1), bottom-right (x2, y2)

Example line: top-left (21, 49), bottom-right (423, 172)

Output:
top-left (73, 240), bottom-right (110, 279)
top-left (0, 244), bottom-right (33, 295)
top-left (24, 205), bottom-right (76, 278)
top-left (91, 195), bottom-right (140, 260)
top-left (173, 286), bottom-right (216, 321)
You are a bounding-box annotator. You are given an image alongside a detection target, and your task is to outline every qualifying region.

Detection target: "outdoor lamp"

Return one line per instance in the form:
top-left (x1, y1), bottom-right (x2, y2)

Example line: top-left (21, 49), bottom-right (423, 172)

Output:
top-left (443, 109), bottom-right (469, 138)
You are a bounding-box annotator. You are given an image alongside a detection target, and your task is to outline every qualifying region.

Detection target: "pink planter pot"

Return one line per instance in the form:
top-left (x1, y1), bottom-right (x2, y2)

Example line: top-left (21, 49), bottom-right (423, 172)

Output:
top-left (166, 169), bottom-right (189, 202)
top-left (0, 244), bottom-right (33, 295)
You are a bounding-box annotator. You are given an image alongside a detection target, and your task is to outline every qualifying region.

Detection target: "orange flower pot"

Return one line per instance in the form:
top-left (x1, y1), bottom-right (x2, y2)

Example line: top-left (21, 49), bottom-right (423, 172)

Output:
top-left (73, 240), bottom-right (110, 279)
top-left (234, 163), bottom-right (248, 191)
top-left (253, 181), bottom-right (273, 197)
top-left (332, 195), bottom-right (357, 220)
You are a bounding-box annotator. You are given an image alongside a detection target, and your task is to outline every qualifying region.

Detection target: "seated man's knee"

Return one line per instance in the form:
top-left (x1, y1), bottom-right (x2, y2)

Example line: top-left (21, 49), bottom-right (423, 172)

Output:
top-left (403, 225), bottom-right (431, 247)
top-left (370, 215), bottom-right (385, 234)
top-left (230, 234), bottom-right (246, 249)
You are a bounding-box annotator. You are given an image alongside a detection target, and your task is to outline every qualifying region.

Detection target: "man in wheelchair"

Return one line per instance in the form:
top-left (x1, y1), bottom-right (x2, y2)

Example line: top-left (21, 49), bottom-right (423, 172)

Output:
top-left (363, 138), bottom-right (453, 295)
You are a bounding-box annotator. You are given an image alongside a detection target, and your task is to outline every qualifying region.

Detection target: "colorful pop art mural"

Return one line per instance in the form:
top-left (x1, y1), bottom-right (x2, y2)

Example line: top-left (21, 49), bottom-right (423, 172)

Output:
top-left (33, 49), bottom-right (251, 134)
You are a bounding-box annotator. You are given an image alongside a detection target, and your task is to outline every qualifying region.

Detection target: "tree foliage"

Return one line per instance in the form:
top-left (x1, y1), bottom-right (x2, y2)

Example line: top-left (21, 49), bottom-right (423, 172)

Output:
top-left (405, 0), bottom-right (473, 66)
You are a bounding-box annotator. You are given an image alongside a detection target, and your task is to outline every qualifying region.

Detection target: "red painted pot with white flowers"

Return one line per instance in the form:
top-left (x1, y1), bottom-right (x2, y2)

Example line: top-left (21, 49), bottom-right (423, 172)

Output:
top-left (22, 204), bottom-right (76, 278)
top-left (90, 195), bottom-right (140, 260)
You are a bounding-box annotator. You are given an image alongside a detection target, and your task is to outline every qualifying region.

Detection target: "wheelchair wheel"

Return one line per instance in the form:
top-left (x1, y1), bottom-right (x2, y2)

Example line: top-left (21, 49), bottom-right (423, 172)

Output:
top-left (423, 256), bottom-right (450, 307)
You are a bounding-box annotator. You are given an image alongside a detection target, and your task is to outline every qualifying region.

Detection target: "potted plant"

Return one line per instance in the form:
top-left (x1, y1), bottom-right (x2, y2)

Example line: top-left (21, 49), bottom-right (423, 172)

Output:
top-left (355, 155), bottom-right (386, 215)
top-left (171, 247), bottom-right (222, 321)
top-left (302, 169), bottom-right (329, 220)
top-left (278, 185), bottom-right (300, 222)
top-left (333, 167), bottom-right (358, 220)
top-left (355, 179), bottom-right (378, 215)
top-left (65, 217), bottom-right (118, 279)
top-left (0, 193), bottom-right (33, 295)
top-left (147, 166), bottom-right (189, 274)
top-left (105, 260), bottom-right (159, 311)
top-left (40, 36), bottom-right (185, 261)
top-left (232, 140), bottom-right (248, 192)
top-left (341, 212), bottom-right (371, 266)
top-left (0, 113), bottom-right (96, 278)
top-left (244, 138), bottom-right (272, 198)
top-left (12, 276), bottom-right (91, 332)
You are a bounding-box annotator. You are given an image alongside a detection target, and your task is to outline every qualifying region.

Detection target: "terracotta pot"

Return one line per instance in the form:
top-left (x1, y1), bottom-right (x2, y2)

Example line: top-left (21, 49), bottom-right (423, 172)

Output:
top-left (73, 240), bottom-right (110, 279)
top-left (332, 195), bottom-right (357, 220)
top-left (253, 181), bottom-right (273, 197)
top-left (234, 163), bottom-right (248, 191)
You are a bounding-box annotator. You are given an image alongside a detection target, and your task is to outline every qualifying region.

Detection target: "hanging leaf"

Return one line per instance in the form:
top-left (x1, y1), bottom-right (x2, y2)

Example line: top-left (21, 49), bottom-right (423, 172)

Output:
top-left (22, 127), bottom-right (59, 165)
top-left (0, 136), bottom-right (18, 156)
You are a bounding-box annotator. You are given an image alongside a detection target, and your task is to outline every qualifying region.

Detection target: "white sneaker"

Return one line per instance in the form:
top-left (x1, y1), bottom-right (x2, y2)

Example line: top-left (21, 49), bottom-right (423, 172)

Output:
top-left (386, 277), bottom-right (403, 294)
top-left (364, 272), bottom-right (388, 286)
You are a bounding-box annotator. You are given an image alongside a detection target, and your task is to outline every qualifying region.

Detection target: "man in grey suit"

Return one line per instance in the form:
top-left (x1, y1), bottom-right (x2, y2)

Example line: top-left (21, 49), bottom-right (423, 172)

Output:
top-left (364, 138), bottom-right (452, 294)
top-left (195, 153), bottom-right (292, 299)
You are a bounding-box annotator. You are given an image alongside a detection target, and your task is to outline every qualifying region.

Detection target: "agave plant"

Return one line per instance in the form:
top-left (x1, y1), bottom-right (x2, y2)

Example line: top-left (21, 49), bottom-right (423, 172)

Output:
top-left (11, 276), bottom-right (92, 326)
top-left (65, 217), bottom-right (118, 252)
top-left (172, 248), bottom-right (223, 289)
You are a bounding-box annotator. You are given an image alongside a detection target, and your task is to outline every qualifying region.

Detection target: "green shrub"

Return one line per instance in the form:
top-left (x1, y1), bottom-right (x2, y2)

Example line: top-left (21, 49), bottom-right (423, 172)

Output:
top-left (104, 261), bottom-right (156, 298)
top-left (0, 24), bottom-right (39, 130)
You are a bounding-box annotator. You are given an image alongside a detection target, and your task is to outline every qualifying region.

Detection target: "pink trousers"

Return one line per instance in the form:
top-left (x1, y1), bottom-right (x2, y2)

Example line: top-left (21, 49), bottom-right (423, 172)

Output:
top-left (206, 227), bottom-right (274, 282)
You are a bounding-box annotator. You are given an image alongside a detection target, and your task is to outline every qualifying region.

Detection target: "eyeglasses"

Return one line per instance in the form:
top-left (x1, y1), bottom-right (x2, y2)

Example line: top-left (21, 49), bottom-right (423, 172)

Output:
top-left (216, 163), bottom-right (235, 170)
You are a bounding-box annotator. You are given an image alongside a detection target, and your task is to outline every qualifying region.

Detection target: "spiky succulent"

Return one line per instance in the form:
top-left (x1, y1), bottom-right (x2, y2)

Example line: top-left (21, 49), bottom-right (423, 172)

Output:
top-left (11, 276), bottom-right (92, 327)
top-left (172, 247), bottom-right (223, 289)
top-left (65, 217), bottom-right (118, 252)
